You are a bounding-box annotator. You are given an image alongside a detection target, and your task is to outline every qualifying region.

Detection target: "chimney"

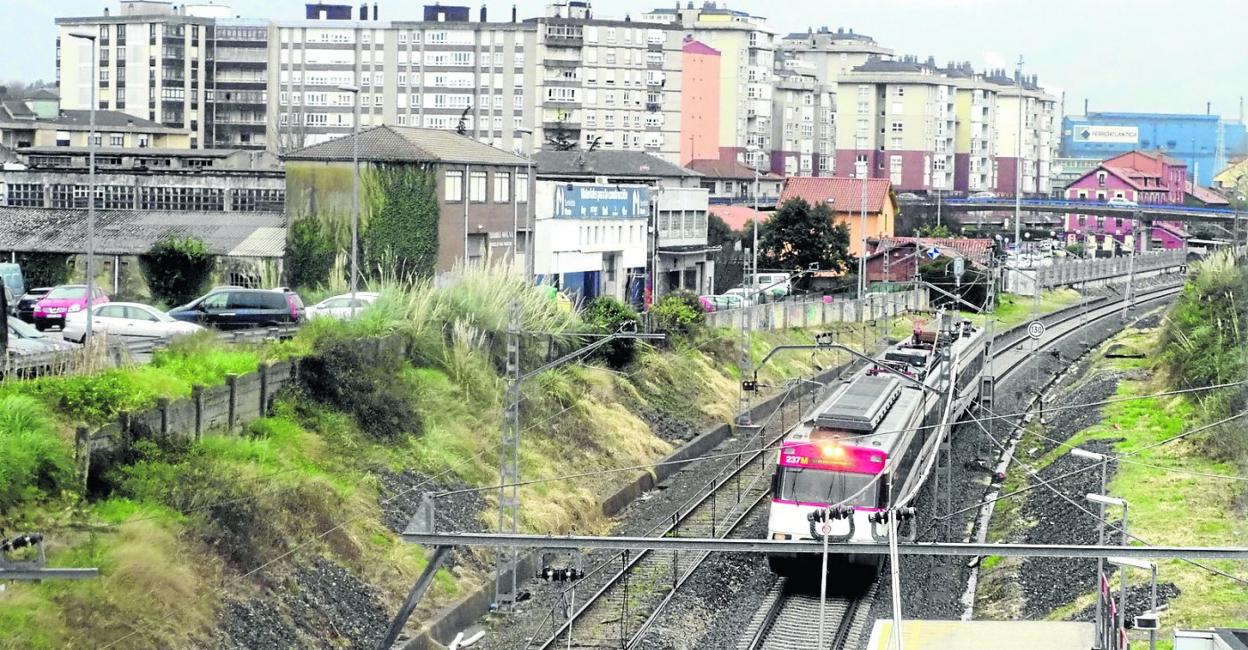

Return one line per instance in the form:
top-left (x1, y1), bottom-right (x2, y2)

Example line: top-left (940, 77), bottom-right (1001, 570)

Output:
top-left (512, 3), bottom-right (517, 22)
top-left (1206, 101), bottom-right (1211, 115)
top-left (1083, 98), bottom-right (1088, 115)
top-left (374, 2), bottom-right (378, 20)
top-left (480, 4), bottom-right (486, 21)
top-left (103, 7), bottom-right (110, 15)
top-left (359, 3), bottom-right (368, 20)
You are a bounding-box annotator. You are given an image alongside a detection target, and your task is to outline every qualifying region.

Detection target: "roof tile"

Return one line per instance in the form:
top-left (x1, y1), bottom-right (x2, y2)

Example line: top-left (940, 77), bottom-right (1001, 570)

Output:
top-left (779, 176), bottom-right (893, 213)
top-left (282, 125), bottom-right (529, 166)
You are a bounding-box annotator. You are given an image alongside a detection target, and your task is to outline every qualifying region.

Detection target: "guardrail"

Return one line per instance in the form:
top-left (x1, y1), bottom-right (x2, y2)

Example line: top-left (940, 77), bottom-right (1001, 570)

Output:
top-left (937, 197), bottom-right (1236, 216)
top-left (1, 325), bottom-right (301, 381)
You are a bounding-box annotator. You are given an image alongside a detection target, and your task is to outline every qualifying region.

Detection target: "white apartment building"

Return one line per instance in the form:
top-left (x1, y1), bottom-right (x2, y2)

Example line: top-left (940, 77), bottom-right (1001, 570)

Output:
top-left (533, 2), bottom-right (684, 164)
top-left (269, 5), bottom-right (537, 152)
top-left (641, 2), bottom-right (775, 168)
top-left (770, 56), bottom-right (835, 176)
top-left (778, 26), bottom-right (893, 86)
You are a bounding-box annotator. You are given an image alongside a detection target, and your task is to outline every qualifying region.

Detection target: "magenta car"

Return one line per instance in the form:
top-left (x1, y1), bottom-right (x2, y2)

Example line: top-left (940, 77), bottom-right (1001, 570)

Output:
top-left (34, 284), bottom-right (109, 331)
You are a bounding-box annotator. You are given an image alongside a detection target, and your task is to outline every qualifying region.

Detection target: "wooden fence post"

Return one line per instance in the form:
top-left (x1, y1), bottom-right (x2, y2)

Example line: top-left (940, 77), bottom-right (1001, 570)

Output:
top-left (226, 374), bottom-right (239, 433)
top-left (75, 426), bottom-right (90, 490)
top-left (192, 385), bottom-right (205, 440)
top-left (157, 397), bottom-right (170, 438)
top-left (258, 361), bottom-right (271, 417)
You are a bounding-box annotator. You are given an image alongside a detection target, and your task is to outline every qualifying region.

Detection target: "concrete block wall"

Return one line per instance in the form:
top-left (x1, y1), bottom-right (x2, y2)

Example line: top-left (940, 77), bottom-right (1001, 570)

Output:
top-left (77, 336), bottom-right (401, 487)
top-left (705, 289), bottom-right (927, 330)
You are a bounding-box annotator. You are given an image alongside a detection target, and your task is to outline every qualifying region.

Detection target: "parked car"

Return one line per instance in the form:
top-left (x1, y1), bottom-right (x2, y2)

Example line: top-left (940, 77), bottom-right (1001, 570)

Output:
top-left (305, 292), bottom-right (380, 319)
top-left (722, 287), bottom-right (758, 307)
top-left (62, 302), bottom-right (204, 343)
top-left (15, 287), bottom-right (52, 323)
top-left (1107, 196), bottom-right (1138, 207)
top-left (969, 191), bottom-right (997, 199)
top-left (33, 285), bottom-right (109, 331)
top-left (167, 287), bottom-right (305, 330)
top-left (8, 317), bottom-right (75, 354)
top-left (0, 262), bottom-right (24, 306)
top-left (896, 192), bottom-right (922, 201)
top-left (698, 294), bottom-right (748, 312)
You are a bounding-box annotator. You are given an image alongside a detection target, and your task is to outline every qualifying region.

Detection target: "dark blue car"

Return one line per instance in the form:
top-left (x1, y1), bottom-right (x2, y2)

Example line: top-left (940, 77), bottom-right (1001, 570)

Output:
top-left (168, 287), bottom-right (305, 330)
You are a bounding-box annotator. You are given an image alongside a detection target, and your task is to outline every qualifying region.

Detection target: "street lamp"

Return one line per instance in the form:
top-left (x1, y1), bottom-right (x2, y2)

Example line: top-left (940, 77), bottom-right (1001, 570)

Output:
top-left (1088, 493), bottom-right (1129, 647)
top-left (1014, 56), bottom-right (1024, 264)
top-left (337, 84), bottom-right (361, 317)
top-left (1071, 448), bottom-right (1110, 649)
top-left (69, 31), bottom-right (98, 342)
top-left (1107, 557), bottom-right (1159, 650)
top-left (515, 127), bottom-right (535, 283)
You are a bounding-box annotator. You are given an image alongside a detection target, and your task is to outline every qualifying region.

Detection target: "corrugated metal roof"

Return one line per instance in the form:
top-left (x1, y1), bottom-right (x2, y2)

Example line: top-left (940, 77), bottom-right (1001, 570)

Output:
top-left (687, 158), bottom-right (781, 180)
top-left (282, 125), bottom-right (530, 166)
top-left (780, 176), bottom-right (894, 213)
top-left (0, 207), bottom-right (286, 258)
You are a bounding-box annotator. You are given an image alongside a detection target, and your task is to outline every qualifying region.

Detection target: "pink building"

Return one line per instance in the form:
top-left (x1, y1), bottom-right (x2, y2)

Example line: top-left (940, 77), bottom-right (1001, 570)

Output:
top-left (1063, 150), bottom-right (1189, 252)
top-left (680, 38), bottom-right (721, 166)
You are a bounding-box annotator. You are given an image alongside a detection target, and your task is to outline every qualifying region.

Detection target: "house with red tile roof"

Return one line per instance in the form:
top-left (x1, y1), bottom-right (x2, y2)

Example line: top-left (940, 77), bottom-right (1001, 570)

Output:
top-left (687, 159), bottom-right (783, 203)
top-left (708, 204), bottom-right (768, 231)
top-left (864, 236), bottom-right (997, 284)
top-left (778, 176), bottom-right (897, 257)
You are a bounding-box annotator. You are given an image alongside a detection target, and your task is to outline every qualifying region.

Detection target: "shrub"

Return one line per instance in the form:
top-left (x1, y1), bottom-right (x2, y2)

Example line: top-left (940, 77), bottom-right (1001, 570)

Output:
top-left (15, 252), bottom-right (73, 288)
top-left (285, 217), bottom-right (336, 291)
top-left (298, 338), bottom-right (420, 440)
top-left (650, 290), bottom-right (705, 334)
top-left (0, 395), bottom-right (77, 511)
top-left (584, 296), bottom-right (640, 368)
top-left (138, 236), bottom-right (216, 306)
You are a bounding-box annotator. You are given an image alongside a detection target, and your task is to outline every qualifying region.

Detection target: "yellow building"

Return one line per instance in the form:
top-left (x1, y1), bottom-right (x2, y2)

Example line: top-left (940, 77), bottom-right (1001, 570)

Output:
top-left (1213, 158), bottom-right (1248, 192)
top-left (778, 176), bottom-right (897, 258)
top-left (0, 92), bottom-right (190, 150)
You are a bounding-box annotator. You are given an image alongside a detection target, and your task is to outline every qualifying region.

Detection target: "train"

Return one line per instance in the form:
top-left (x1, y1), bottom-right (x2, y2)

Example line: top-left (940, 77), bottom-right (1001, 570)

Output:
top-left (766, 311), bottom-right (989, 576)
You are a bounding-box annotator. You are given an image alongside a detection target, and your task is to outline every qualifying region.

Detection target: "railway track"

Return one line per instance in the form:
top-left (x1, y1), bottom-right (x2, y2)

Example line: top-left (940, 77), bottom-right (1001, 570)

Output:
top-left (521, 278), bottom-right (1184, 650)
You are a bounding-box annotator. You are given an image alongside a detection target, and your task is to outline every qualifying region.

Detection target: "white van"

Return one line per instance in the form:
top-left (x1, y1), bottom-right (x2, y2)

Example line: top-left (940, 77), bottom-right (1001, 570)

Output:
top-left (752, 272), bottom-right (791, 296)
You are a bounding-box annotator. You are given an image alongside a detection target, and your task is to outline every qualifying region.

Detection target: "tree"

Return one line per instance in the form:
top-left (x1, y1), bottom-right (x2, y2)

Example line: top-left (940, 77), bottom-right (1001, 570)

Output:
top-left (917, 223), bottom-right (953, 238)
top-left (758, 198), bottom-right (852, 278)
top-left (707, 213), bottom-right (744, 292)
top-left (139, 236), bottom-right (216, 306)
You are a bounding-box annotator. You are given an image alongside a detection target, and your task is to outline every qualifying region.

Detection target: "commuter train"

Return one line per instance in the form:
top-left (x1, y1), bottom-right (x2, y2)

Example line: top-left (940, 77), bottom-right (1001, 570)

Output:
top-left (766, 311), bottom-right (988, 576)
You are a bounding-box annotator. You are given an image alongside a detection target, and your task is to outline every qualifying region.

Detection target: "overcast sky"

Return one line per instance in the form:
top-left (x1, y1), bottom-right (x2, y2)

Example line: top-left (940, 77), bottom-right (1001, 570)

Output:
top-left (6, 0), bottom-right (1245, 118)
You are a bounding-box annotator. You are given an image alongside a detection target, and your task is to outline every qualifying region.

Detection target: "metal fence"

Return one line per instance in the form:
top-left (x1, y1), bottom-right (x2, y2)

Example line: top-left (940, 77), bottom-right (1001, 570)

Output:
top-left (704, 289), bottom-right (928, 330)
top-left (1007, 249), bottom-right (1188, 295)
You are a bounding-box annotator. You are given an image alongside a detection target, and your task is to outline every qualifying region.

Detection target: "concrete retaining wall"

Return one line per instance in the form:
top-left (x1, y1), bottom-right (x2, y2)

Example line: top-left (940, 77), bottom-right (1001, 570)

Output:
top-left (706, 289), bottom-right (928, 330)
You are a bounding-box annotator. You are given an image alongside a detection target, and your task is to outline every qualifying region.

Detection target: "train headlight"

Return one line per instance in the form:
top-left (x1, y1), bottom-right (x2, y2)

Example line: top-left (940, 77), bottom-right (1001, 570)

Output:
top-left (821, 445), bottom-right (847, 461)
top-left (771, 533), bottom-right (791, 540)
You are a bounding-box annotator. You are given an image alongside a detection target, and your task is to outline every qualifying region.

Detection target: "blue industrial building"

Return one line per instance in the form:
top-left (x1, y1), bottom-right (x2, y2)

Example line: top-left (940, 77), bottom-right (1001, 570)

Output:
top-left (1061, 112), bottom-right (1247, 185)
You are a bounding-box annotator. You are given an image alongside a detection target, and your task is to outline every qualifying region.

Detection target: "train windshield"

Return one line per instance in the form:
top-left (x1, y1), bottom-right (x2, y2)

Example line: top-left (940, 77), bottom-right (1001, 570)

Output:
top-left (778, 468), bottom-right (879, 508)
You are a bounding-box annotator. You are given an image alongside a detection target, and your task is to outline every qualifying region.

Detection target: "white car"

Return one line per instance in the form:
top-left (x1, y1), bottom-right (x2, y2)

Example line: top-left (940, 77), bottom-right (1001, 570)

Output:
top-left (62, 302), bottom-right (203, 343)
top-left (1107, 196), bottom-right (1138, 207)
top-left (970, 191), bottom-right (997, 199)
top-left (305, 292), bottom-right (380, 319)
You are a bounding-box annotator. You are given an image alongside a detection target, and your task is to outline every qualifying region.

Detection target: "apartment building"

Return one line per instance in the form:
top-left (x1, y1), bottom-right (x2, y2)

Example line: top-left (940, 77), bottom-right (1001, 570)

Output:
top-left (642, 2), bottom-right (775, 168)
top-left (532, 2), bottom-right (684, 164)
top-left (680, 38), bottom-right (721, 165)
top-left (944, 63), bottom-right (999, 193)
top-left (834, 56), bottom-right (956, 192)
top-left (770, 55), bottom-right (834, 176)
top-left (988, 70), bottom-right (1059, 196)
top-left (209, 19), bottom-right (269, 149)
top-left (57, 2), bottom-right (210, 147)
top-left (270, 4), bottom-right (537, 153)
top-left (778, 26), bottom-right (892, 86)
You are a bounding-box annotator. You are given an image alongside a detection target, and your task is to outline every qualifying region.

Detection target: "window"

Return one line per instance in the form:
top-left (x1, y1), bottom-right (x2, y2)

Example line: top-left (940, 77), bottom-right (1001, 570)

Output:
top-left (890, 121), bottom-right (903, 133)
top-left (469, 171), bottom-right (487, 202)
top-left (109, 134), bottom-right (124, 146)
top-left (517, 173), bottom-right (528, 203)
top-left (493, 172), bottom-right (511, 202)
top-left (1097, 171), bottom-right (1107, 187)
top-left (445, 171), bottom-right (464, 201)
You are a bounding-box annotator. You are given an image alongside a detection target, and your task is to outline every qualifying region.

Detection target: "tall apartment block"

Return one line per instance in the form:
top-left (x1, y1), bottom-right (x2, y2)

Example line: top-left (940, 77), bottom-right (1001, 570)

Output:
top-left (56, 1), bottom-right (268, 150)
top-left (988, 70), bottom-right (1059, 196)
top-left (778, 26), bottom-right (892, 86)
top-left (642, 2), bottom-right (775, 168)
top-left (834, 56), bottom-right (956, 192)
top-left (770, 54), bottom-right (834, 176)
top-left (944, 63), bottom-right (999, 193)
top-left (532, 2), bottom-right (683, 163)
top-left (269, 4), bottom-right (536, 152)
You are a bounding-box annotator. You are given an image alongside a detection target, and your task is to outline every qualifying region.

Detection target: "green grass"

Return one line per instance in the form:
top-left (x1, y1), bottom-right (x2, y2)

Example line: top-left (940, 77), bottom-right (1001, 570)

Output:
top-left (966, 288), bottom-right (1082, 331)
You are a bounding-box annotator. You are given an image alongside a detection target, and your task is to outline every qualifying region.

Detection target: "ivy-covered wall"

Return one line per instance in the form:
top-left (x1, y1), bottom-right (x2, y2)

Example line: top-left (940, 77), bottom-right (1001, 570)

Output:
top-left (284, 160), bottom-right (441, 289)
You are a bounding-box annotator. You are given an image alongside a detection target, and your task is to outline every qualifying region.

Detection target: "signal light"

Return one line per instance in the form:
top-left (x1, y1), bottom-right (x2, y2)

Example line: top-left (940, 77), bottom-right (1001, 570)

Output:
top-left (536, 567), bottom-right (583, 582)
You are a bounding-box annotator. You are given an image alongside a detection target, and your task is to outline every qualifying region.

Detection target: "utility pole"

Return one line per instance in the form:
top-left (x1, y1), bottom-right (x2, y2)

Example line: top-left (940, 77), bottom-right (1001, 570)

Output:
top-left (1122, 212), bottom-right (1139, 322)
top-left (1014, 55), bottom-right (1025, 262)
top-left (858, 159), bottom-right (869, 300)
top-left (491, 313), bottom-right (663, 610)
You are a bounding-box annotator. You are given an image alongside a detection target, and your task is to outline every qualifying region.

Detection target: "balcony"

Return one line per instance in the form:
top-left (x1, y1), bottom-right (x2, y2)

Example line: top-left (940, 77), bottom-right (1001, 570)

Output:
top-left (543, 120), bottom-right (581, 131)
top-left (545, 58), bottom-right (580, 68)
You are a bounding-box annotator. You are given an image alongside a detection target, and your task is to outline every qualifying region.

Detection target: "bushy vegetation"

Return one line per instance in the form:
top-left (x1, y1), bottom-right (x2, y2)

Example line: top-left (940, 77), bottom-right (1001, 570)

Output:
top-left (299, 338), bottom-right (420, 440)
top-left (759, 197), bottom-right (852, 277)
top-left (1161, 250), bottom-right (1248, 464)
top-left (361, 165), bottom-right (440, 282)
top-left (284, 217), bottom-right (337, 290)
top-left (0, 395), bottom-right (76, 512)
top-left (15, 252), bottom-right (73, 288)
top-left (583, 296), bottom-right (639, 368)
top-left (138, 236), bottom-right (216, 306)
top-left (650, 290), bottom-right (705, 334)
